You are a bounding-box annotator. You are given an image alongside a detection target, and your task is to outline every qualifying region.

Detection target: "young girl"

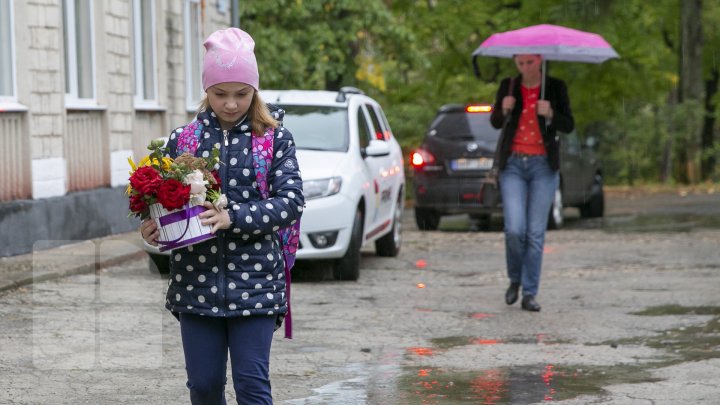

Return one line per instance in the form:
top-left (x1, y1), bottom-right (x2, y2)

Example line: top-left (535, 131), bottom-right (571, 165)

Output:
top-left (140, 27), bottom-right (303, 404)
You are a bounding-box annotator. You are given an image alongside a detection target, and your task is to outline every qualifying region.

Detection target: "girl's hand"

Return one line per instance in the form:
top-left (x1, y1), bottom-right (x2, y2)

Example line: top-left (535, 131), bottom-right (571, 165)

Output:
top-left (140, 219), bottom-right (159, 246)
top-left (199, 201), bottom-right (231, 233)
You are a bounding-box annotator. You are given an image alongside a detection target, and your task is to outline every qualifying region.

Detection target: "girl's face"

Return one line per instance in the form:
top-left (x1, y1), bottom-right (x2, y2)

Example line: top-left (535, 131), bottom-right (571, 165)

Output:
top-left (207, 82), bottom-right (255, 129)
top-left (514, 54), bottom-right (542, 79)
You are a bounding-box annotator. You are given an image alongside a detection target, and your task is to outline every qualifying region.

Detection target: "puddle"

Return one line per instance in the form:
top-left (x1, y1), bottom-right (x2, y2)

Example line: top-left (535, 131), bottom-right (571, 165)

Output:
top-left (600, 214), bottom-right (720, 232)
top-left (288, 308), bottom-right (719, 403)
top-left (394, 364), bottom-right (659, 404)
top-left (608, 305), bottom-right (720, 364)
top-left (430, 335), bottom-right (567, 349)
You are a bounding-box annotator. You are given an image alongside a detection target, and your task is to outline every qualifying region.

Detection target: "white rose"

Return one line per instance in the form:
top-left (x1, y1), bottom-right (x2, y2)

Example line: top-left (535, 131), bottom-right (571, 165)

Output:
top-left (185, 169), bottom-right (208, 195)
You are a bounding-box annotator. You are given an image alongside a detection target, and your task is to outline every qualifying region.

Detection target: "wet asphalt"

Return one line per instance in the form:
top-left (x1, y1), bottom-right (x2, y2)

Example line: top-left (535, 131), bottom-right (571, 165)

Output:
top-left (0, 189), bottom-right (719, 404)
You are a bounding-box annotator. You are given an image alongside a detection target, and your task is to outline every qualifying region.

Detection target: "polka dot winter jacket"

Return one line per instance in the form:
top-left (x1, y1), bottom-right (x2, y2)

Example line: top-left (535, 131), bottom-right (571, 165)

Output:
top-left (162, 108), bottom-right (303, 319)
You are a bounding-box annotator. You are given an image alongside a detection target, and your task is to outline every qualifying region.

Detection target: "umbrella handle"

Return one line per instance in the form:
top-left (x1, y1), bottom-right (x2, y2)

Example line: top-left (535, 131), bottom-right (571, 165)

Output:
top-left (541, 59), bottom-right (546, 100)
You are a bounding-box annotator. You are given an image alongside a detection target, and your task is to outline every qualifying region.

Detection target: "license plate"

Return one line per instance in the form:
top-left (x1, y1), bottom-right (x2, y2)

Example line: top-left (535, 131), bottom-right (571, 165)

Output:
top-left (450, 157), bottom-right (493, 170)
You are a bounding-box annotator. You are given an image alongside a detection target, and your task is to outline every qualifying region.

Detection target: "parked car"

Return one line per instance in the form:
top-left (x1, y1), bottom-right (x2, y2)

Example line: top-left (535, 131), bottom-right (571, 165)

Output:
top-left (410, 103), bottom-right (604, 231)
top-left (147, 87), bottom-right (406, 281)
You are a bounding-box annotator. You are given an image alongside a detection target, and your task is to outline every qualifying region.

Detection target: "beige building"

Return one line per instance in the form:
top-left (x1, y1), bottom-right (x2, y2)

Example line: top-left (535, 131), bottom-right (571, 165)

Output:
top-left (0, 0), bottom-right (235, 256)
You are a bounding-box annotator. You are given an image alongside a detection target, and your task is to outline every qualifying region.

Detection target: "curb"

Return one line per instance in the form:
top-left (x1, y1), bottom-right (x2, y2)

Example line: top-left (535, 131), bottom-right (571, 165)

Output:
top-left (0, 233), bottom-right (148, 293)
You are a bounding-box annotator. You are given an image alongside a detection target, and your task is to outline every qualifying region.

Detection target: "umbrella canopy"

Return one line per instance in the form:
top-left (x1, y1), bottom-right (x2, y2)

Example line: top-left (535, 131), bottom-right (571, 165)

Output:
top-left (472, 24), bottom-right (619, 64)
top-left (472, 24), bottom-right (619, 99)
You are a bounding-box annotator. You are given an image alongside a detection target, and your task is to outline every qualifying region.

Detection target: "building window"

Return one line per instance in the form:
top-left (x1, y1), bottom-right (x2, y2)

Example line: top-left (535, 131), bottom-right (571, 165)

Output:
top-left (133, 0), bottom-right (158, 105)
top-left (184, 0), bottom-right (202, 110)
top-left (62, 0), bottom-right (95, 104)
top-left (0, 0), bottom-right (15, 100)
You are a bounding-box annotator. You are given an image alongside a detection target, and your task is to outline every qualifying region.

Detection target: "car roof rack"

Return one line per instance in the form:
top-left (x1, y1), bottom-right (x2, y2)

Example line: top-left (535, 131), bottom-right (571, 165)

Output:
top-left (335, 86), bottom-right (365, 102)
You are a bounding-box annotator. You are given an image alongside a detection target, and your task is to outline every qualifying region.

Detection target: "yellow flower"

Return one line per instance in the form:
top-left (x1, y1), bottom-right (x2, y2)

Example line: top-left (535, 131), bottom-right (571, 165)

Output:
top-left (138, 155), bottom-right (173, 171)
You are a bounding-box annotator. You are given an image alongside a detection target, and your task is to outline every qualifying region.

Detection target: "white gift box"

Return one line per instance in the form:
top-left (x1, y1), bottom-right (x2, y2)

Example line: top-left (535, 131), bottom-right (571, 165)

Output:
top-left (149, 201), bottom-right (215, 252)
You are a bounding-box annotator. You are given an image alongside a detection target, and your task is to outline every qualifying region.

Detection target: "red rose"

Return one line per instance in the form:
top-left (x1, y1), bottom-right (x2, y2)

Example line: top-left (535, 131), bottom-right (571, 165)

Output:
top-left (211, 170), bottom-right (221, 190)
top-left (156, 179), bottom-right (190, 211)
top-left (129, 166), bottom-right (162, 196)
top-left (129, 194), bottom-right (148, 215)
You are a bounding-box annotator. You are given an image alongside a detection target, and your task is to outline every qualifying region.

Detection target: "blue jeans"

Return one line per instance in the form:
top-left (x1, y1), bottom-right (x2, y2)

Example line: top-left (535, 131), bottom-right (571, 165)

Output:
top-left (179, 313), bottom-right (276, 405)
top-left (499, 155), bottom-right (559, 297)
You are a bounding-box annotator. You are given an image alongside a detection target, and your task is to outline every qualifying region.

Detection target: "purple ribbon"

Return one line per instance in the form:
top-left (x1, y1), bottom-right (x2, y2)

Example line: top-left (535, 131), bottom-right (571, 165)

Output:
top-left (158, 205), bottom-right (206, 227)
top-left (156, 205), bottom-right (209, 251)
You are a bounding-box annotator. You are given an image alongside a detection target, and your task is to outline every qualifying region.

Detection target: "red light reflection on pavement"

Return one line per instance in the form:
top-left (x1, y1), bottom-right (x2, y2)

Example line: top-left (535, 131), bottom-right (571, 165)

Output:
top-left (543, 246), bottom-right (556, 254)
top-left (471, 338), bottom-right (502, 345)
top-left (471, 313), bottom-right (496, 320)
top-left (542, 364), bottom-right (557, 401)
top-left (470, 369), bottom-right (507, 404)
top-left (415, 259), bottom-right (427, 268)
top-left (407, 346), bottom-right (435, 356)
top-left (416, 283), bottom-right (426, 289)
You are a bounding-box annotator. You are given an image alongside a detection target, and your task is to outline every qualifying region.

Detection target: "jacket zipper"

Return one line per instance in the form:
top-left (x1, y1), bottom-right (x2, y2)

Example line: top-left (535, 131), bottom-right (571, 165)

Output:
top-left (217, 129), bottom-right (229, 314)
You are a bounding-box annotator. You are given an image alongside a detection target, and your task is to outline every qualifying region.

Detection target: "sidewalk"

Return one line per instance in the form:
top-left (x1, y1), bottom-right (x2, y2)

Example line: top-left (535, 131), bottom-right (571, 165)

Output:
top-left (0, 232), bottom-right (147, 293)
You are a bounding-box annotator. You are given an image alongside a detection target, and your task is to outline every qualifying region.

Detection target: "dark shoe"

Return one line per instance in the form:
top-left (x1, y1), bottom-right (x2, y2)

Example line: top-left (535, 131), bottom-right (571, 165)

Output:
top-left (521, 295), bottom-right (541, 312)
top-left (505, 282), bottom-right (520, 305)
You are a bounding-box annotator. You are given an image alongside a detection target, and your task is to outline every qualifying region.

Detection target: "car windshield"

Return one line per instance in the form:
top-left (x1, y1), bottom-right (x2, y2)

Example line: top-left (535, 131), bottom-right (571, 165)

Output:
top-left (430, 111), bottom-right (500, 142)
top-left (278, 105), bottom-right (348, 152)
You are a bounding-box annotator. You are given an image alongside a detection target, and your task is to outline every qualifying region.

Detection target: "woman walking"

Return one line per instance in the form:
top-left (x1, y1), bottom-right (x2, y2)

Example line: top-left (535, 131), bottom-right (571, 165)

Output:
top-left (490, 54), bottom-right (574, 312)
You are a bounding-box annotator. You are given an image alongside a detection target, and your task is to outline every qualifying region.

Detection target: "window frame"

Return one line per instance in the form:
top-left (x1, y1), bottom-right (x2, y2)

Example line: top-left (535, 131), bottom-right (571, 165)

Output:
top-left (0, 0), bottom-right (17, 104)
top-left (63, 0), bottom-right (98, 109)
top-left (183, 0), bottom-right (203, 111)
top-left (132, 0), bottom-right (159, 108)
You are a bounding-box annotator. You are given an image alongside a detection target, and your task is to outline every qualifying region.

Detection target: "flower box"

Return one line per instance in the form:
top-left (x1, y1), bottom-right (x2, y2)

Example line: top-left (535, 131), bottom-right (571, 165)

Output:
top-left (149, 201), bottom-right (216, 252)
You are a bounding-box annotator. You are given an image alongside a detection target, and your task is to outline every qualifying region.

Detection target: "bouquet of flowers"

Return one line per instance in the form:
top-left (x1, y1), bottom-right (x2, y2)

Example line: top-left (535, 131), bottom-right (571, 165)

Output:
top-left (127, 139), bottom-right (226, 220)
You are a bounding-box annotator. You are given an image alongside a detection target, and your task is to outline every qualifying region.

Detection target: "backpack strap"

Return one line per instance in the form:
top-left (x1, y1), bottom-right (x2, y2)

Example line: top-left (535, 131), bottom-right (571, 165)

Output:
top-left (176, 120), bottom-right (204, 156)
top-left (251, 128), bottom-right (296, 339)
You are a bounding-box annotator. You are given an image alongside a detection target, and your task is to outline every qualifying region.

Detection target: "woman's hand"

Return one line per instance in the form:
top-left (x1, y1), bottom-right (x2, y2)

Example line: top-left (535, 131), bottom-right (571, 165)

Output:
top-left (536, 100), bottom-right (553, 119)
top-left (140, 219), bottom-right (159, 246)
top-left (199, 201), bottom-right (231, 233)
top-left (502, 96), bottom-right (516, 115)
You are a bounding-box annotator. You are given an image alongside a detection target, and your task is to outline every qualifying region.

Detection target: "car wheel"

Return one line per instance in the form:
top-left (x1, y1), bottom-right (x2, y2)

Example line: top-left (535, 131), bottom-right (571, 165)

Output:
top-left (415, 207), bottom-right (440, 231)
top-left (148, 251), bottom-right (170, 274)
top-left (470, 214), bottom-right (492, 231)
top-left (375, 191), bottom-right (404, 257)
top-left (547, 185), bottom-right (564, 230)
top-left (580, 174), bottom-right (605, 218)
top-left (334, 209), bottom-right (363, 281)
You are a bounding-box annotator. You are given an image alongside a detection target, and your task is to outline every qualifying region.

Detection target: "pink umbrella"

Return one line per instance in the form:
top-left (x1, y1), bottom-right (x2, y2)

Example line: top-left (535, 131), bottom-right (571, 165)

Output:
top-left (472, 24), bottom-right (619, 97)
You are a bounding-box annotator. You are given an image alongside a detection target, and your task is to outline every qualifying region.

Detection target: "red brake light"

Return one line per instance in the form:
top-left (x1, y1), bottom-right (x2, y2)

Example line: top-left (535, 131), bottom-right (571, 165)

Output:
top-left (410, 149), bottom-right (435, 169)
top-left (466, 104), bottom-right (493, 113)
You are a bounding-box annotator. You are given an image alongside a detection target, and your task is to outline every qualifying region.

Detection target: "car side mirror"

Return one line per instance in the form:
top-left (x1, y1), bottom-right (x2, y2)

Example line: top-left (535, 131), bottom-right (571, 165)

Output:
top-left (363, 139), bottom-right (391, 158)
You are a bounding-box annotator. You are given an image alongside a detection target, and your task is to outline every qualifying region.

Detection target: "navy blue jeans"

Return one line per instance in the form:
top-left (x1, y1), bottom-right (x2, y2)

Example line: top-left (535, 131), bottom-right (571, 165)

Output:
top-left (179, 313), bottom-right (276, 405)
top-left (499, 155), bottom-right (559, 297)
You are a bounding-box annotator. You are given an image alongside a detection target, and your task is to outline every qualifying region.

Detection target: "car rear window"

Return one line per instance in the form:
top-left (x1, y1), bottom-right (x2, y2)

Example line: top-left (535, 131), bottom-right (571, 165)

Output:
top-left (430, 111), bottom-right (500, 142)
top-left (278, 105), bottom-right (348, 152)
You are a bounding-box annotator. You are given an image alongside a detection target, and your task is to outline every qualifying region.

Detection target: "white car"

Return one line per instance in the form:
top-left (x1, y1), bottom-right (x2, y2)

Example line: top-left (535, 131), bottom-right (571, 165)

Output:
top-left (261, 87), bottom-right (406, 280)
top-left (146, 87), bottom-right (406, 281)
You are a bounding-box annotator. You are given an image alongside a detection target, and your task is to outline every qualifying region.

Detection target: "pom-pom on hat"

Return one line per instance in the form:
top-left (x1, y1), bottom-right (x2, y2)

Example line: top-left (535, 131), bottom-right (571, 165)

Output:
top-left (202, 28), bottom-right (259, 91)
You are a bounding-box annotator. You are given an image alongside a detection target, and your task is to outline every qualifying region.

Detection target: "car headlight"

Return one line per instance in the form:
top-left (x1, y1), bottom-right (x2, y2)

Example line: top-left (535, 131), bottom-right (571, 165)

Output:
top-left (304, 177), bottom-right (342, 200)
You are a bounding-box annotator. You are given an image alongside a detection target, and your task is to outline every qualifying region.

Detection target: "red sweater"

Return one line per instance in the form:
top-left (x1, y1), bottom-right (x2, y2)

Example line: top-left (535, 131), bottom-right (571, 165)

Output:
top-left (511, 85), bottom-right (546, 155)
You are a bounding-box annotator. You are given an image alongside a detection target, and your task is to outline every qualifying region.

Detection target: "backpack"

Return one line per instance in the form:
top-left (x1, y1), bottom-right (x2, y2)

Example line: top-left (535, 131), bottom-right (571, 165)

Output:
top-left (176, 120), bottom-right (300, 338)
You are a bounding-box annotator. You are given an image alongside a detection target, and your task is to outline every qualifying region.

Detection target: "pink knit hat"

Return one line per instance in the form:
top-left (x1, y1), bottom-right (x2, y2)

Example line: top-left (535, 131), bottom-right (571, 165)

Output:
top-left (202, 28), bottom-right (259, 91)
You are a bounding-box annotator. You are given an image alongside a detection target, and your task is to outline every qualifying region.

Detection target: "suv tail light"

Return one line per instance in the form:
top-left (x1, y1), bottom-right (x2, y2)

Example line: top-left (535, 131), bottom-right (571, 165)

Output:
top-left (466, 104), bottom-right (493, 113)
top-left (410, 148), bottom-right (436, 169)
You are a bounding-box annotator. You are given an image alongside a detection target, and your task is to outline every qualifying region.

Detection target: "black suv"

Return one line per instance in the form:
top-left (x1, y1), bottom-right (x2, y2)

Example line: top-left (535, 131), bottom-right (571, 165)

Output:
top-left (410, 103), bottom-right (604, 230)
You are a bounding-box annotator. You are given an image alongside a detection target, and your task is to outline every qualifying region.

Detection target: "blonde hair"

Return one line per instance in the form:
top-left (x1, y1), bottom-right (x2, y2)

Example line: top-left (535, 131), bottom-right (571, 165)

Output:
top-left (198, 91), bottom-right (279, 136)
